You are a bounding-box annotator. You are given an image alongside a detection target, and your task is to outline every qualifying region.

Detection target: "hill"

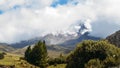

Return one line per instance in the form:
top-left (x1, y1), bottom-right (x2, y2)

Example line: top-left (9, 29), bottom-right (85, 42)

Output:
top-left (60, 32), bottom-right (100, 48)
top-left (11, 45), bottom-right (69, 58)
top-left (0, 43), bottom-right (15, 52)
top-left (0, 53), bottom-right (65, 68)
top-left (0, 42), bottom-right (70, 58)
top-left (106, 30), bottom-right (120, 47)
top-left (0, 53), bottom-right (39, 68)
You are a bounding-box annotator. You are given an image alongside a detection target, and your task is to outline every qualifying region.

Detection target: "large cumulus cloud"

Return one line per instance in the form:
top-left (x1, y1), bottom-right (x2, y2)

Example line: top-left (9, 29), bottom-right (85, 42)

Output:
top-left (0, 0), bottom-right (120, 43)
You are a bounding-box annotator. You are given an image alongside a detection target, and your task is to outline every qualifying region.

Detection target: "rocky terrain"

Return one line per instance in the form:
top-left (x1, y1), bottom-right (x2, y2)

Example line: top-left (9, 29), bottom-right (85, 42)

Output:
top-left (106, 30), bottom-right (120, 47)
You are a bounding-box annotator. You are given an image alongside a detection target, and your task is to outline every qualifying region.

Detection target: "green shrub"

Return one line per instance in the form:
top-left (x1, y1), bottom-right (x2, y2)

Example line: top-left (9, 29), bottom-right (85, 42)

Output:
top-left (66, 40), bottom-right (120, 68)
top-left (48, 55), bottom-right (66, 65)
top-left (85, 59), bottom-right (103, 68)
top-left (103, 56), bottom-right (120, 68)
top-left (0, 52), bottom-right (5, 59)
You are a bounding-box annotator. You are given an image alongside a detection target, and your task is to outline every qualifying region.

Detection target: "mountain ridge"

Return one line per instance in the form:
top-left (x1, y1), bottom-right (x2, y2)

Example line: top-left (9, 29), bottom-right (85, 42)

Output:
top-left (106, 30), bottom-right (120, 47)
top-left (10, 22), bottom-right (99, 48)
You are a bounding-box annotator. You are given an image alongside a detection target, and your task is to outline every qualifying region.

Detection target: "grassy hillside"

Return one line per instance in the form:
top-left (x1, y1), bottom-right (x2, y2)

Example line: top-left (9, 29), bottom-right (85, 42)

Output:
top-left (0, 53), bottom-right (66, 68)
top-left (0, 42), bottom-right (69, 58)
top-left (0, 53), bottom-right (39, 68)
top-left (11, 48), bottom-right (64, 58)
top-left (0, 45), bottom-right (15, 52)
top-left (11, 45), bottom-right (67, 58)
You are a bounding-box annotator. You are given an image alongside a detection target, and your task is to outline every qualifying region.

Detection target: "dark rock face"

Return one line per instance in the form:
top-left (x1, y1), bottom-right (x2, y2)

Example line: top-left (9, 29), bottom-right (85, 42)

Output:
top-left (106, 30), bottom-right (120, 47)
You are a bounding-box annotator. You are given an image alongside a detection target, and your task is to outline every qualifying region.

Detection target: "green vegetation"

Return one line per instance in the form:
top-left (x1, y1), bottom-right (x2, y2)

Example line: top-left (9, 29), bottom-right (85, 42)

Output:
top-left (1, 40), bottom-right (120, 68)
top-left (85, 59), bottom-right (103, 68)
top-left (66, 40), bottom-right (120, 68)
top-left (0, 52), bottom-right (5, 59)
top-left (0, 53), bottom-right (64, 68)
top-left (0, 53), bottom-right (39, 68)
top-left (25, 46), bottom-right (31, 62)
top-left (25, 41), bottom-right (48, 68)
top-left (48, 53), bottom-right (66, 65)
top-left (48, 64), bottom-right (66, 68)
top-left (24, 40), bottom-right (120, 68)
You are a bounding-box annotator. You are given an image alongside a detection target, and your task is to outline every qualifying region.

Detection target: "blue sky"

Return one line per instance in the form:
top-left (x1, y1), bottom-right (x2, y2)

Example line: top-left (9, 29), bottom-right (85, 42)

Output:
top-left (0, 0), bottom-right (69, 15)
top-left (51, 0), bottom-right (69, 7)
top-left (0, 0), bottom-right (79, 15)
top-left (0, 10), bottom-right (4, 14)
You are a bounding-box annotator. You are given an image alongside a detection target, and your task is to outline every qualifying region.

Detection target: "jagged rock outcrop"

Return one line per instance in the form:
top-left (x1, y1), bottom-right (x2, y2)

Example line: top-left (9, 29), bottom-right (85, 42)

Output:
top-left (106, 30), bottom-right (120, 47)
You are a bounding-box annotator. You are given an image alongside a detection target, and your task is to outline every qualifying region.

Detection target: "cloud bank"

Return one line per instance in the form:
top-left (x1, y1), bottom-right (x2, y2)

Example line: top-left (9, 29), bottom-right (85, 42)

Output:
top-left (0, 0), bottom-right (120, 43)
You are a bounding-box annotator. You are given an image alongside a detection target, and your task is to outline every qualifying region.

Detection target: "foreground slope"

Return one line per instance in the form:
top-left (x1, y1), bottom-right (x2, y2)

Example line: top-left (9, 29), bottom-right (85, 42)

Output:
top-left (0, 53), bottom-right (66, 68)
top-left (0, 53), bottom-right (39, 68)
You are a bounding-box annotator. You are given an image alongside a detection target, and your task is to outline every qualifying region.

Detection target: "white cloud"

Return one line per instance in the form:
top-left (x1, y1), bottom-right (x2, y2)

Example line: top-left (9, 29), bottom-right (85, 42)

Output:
top-left (0, 0), bottom-right (120, 43)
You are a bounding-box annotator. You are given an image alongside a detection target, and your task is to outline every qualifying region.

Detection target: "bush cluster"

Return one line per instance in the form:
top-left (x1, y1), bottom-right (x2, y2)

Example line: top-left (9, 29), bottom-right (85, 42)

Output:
top-left (66, 40), bottom-right (120, 68)
top-left (0, 52), bottom-right (5, 59)
top-left (48, 54), bottom-right (66, 65)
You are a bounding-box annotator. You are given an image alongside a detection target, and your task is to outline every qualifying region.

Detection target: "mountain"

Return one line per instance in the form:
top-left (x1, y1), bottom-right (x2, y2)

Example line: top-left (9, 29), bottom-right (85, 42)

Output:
top-left (0, 43), bottom-right (15, 52)
top-left (106, 30), bottom-right (120, 47)
top-left (10, 32), bottom-right (100, 56)
top-left (0, 42), bottom-right (70, 57)
top-left (10, 22), bottom-right (101, 48)
top-left (10, 34), bottom-right (75, 48)
top-left (59, 32), bottom-right (101, 48)
top-left (10, 37), bottom-right (41, 48)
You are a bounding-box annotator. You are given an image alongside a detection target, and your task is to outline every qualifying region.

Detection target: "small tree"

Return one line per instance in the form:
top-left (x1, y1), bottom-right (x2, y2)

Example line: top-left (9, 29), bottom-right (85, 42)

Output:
top-left (25, 41), bottom-right (48, 68)
top-left (25, 46), bottom-right (31, 62)
top-left (0, 53), bottom-right (4, 59)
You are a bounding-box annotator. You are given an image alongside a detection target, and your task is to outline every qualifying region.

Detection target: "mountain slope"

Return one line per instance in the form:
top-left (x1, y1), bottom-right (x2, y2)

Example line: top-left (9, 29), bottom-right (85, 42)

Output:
top-left (60, 32), bottom-right (101, 48)
top-left (10, 33), bottom-right (78, 48)
top-left (10, 32), bottom-right (101, 49)
top-left (10, 38), bottom-right (41, 48)
top-left (11, 44), bottom-right (70, 58)
top-left (106, 30), bottom-right (120, 47)
top-left (0, 43), bottom-right (15, 52)
top-left (10, 22), bottom-right (100, 48)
